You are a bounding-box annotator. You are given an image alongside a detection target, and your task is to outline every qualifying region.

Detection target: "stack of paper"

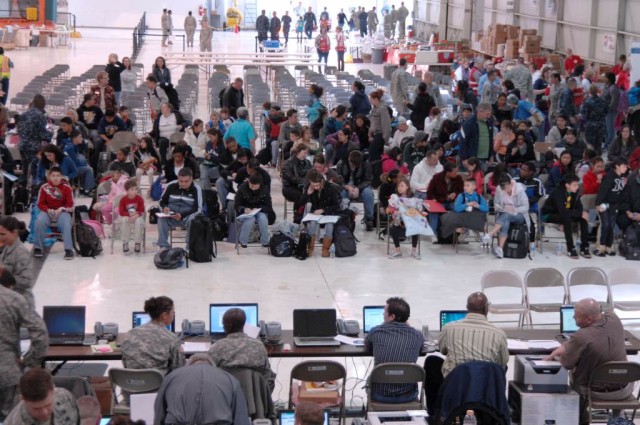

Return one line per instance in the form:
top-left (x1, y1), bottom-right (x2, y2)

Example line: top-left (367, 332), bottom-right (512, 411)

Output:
top-left (181, 342), bottom-right (211, 353)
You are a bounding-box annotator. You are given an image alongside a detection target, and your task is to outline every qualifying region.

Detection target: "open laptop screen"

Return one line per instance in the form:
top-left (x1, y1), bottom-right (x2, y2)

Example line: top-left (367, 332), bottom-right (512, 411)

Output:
top-left (560, 305), bottom-right (578, 334)
top-left (279, 410), bottom-right (329, 425)
top-left (363, 306), bottom-right (385, 333)
top-left (209, 304), bottom-right (259, 335)
top-left (439, 310), bottom-right (467, 330)
top-left (43, 306), bottom-right (86, 337)
top-left (132, 311), bottom-right (175, 332)
top-left (293, 309), bottom-right (337, 337)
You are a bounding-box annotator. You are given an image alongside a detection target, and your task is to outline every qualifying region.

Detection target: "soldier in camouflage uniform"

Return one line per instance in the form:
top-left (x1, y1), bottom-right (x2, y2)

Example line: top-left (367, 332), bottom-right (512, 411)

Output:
top-left (209, 308), bottom-right (276, 390)
top-left (0, 286), bottom-right (48, 421)
top-left (121, 296), bottom-right (185, 375)
top-left (505, 58), bottom-right (533, 101)
top-left (383, 10), bottom-right (393, 39)
top-left (3, 369), bottom-right (77, 425)
top-left (581, 85), bottom-right (609, 154)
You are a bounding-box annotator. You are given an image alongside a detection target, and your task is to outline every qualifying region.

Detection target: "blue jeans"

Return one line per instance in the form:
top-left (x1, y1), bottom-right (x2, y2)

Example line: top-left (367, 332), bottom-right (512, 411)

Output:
top-left (216, 177), bottom-right (230, 208)
top-left (238, 212), bottom-right (270, 245)
top-left (428, 201), bottom-right (454, 233)
top-left (115, 91), bottom-right (122, 106)
top-left (307, 221), bottom-right (334, 237)
top-left (341, 186), bottom-right (374, 220)
top-left (157, 215), bottom-right (195, 249)
top-left (270, 139), bottom-right (280, 166)
top-left (605, 111), bottom-right (617, 148)
top-left (371, 388), bottom-right (418, 403)
top-left (78, 165), bottom-right (95, 192)
top-left (324, 142), bottom-right (334, 165)
top-left (35, 211), bottom-right (73, 251)
top-left (496, 212), bottom-right (525, 237)
top-left (200, 165), bottom-right (220, 189)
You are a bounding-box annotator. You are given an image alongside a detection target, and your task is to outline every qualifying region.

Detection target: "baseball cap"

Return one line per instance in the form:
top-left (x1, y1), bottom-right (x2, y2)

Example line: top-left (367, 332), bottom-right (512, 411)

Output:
top-left (414, 130), bottom-right (427, 143)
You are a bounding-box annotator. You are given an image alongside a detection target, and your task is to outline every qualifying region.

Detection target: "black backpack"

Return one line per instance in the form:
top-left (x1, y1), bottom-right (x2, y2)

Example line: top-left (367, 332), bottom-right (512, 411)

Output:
top-left (219, 86), bottom-right (228, 108)
top-left (295, 230), bottom-right (312, 260)
top-left (333, 218), bottom-right (357, 257)
top-left (619, 223), bottom-right (640, 261)
top-left (211, 215), bottom-right (228, 241)
top-left (201, 189), bottom-right (220, 219)
top-left (148, 205), bottom-right (161, 224)
top-left (73, 222), bottom-right (103, 258)
top-left (256, 146), bottom-right (272, 165)
top-left (269, 233), bottom-right (296, 257)
top-left (12, 184), bottom-right (30, 213)
top-left (188, 215), bottom-right (216, 262)
top-left (154, 247), bottom-right (188, 269)
top-left (503, 222), bottom-right (530, 259)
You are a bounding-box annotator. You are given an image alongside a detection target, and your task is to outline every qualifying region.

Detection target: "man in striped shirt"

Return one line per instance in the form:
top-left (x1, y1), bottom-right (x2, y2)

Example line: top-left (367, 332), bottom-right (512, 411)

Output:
top-left (425, 292), bottom-right (508, 415)
top-left (365, 297), bottom-right (424, 403)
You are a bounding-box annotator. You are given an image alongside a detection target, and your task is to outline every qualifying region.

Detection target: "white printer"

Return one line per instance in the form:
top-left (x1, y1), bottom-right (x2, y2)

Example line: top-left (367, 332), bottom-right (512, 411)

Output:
top-left (367, 411), bottom-right (428, 425)
top-left (514, 355), bottom-right (569, 393)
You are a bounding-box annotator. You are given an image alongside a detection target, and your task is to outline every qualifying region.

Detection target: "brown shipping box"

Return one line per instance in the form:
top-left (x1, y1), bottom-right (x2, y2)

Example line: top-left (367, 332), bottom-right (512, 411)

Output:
top-left (298, 383), bottom-right (340, 405)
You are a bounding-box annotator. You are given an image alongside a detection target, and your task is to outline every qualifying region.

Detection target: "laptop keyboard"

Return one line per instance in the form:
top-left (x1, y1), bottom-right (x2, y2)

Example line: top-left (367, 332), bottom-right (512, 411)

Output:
top-left (50, 337), bottom-right (84, 345)
top-left (297, 337), bottom-right (336, 342)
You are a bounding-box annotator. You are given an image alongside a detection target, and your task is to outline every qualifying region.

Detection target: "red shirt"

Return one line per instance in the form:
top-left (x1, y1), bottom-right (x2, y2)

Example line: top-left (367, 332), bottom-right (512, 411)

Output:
top-left (612, 63), bottom-right (624, 76)
top-left (616, 72), bottom-right (630, 91)
top-left (572, 87), bottom-right (584, 107)
top-left (37, 181), bottom-right (74, 212)
top-left (118, 194), bottom-right (145, 217)
top-left (564, 55), bottom-right (583, 74)
top-left (582, 170), bottom-right (604, 195)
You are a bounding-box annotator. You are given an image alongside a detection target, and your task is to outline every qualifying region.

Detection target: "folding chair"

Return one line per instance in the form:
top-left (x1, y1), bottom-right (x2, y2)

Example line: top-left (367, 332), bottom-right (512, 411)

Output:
top-left (566, 267), bottom-right (612, 311)
top-left (366, 363), bottom-right (425, 412)
top-left (480, 270), bottom-right (529, 328)
top-left (385, 214), bottom-right (421, 255)
top-left (288, 361), bottom-right (346, 425)
top-left (524, 267), bottom-right (566, 326)
top-left (110, 195), bottom-right (146, 254)
top-left (607, 268), bottom-right (640, 317)
top-left (108, 368), bottom-right (163, 415)
top-left (587, 361), bottom-right (640, 423)
top-left (232, 209), bottom-right (268, 255)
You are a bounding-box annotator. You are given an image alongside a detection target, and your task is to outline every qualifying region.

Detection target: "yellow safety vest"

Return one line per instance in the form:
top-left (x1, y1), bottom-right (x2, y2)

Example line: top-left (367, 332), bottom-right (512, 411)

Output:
top-left (0, 56), bottom-right (10, 79)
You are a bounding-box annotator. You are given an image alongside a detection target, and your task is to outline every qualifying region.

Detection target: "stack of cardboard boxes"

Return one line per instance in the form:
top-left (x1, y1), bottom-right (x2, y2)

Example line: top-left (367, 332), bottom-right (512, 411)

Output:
top-left (477, 24), bottom-right (543, 61)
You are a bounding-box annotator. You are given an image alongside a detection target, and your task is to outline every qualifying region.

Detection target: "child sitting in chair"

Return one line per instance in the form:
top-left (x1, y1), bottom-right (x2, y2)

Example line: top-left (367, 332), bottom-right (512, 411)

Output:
top-left (118, 180), bottom-right (145, 254)
top-left (440, 178), bottom-right (489, 241)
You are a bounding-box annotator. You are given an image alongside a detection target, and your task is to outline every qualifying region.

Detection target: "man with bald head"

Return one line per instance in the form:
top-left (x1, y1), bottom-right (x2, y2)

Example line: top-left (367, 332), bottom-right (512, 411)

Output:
top-left (208, 308), bottom-right (276, 390)
top-left (424, 292), bottom-right (508, 415)
top-left (421, 72), bottom-right (443, 108)
top-left (546, 298), bottom-right (627, 424)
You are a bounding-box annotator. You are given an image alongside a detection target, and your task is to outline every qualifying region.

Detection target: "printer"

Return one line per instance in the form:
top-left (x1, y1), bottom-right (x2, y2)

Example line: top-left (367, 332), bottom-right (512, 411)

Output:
top-left (367, 411), bottom-right (428, 425)
top-left (514, 355), bottom-right (569, 393)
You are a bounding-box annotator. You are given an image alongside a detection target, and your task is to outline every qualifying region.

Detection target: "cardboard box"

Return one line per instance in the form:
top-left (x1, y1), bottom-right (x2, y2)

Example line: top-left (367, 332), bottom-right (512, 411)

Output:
top-left (298, 383), bottom-right (340, 405)
top-left (507, 25), bottom-right (520, 40)
top-left (519, 29), bottom-right (538, 45)
top-left (523, 35), bottom-right (542, 44)
top-left (523, 41), bottom-right (541, 53)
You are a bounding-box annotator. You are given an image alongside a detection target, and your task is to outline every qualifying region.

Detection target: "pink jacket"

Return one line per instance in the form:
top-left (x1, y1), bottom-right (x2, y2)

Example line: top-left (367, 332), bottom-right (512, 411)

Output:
top-left (108, 175), bottom-right (128, 202)
top-left (381, 154), bottom-right (409, 175)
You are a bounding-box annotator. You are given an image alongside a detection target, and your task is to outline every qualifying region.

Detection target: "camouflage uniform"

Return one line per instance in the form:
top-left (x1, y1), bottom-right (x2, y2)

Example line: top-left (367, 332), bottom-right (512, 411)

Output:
top-left (581, 94), bottom-right (608, 154)
top-left (121, 321), bottom-right (185, 375)
top-left (505, 64), bottom-right (533, 101)
top-left (397, 5), bottom-right (409, 39)
top-left (0, 286), bottom-right (48, 421)
top-left (4, 388), bottom-right (78, 425)
top-left (17, 106), bottom-right (50, 170)
top-left (0, 240), bottom-right (35, 310)
top-left (208, 332), bottom-right (276, 390)
top-left (383, 13), bottom-right (393, 39)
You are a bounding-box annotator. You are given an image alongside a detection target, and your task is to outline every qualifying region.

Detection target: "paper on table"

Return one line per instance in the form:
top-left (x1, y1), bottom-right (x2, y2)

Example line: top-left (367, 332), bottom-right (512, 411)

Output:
top-left (181, 342), bottom-right (211, 353)
top-left (244, 323), bottom-right (261, 339)
top-left (334, 335), bottom-right (365, 346)
top-left (507, 339), bottom-right (530, 350)
top-left (531, 360), bottom-right (561, 367)
top-left (301, 213), bottom-right (322, 222)
top-left (237, 208), bottom-right (262, 220)
top-left (527, 340), bottom-right (561, 349)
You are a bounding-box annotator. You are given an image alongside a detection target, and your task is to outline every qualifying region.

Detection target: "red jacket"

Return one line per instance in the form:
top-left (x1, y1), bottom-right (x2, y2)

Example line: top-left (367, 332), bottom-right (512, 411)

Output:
top-left (630, 147), bottom-right (640, 171)
top-left (427, 170), bottom-right (464, 203)
top-left (470, 169), bottom-right (484, 195)
top-left (582, 170), bottom-right (604, 195)
top-left (37, 181), bottom-right (74, 212)
top-left (564, 55), bottom-right (582, 74)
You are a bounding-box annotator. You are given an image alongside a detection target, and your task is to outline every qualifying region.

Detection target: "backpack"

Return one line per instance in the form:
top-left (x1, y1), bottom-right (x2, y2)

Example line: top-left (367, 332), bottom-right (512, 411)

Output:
top-left (201, 189), bottom-right (220, 219)
top-left (12, 184), bottom-right (30, 213)
top-left (219, 86), bottom-right (229, 108)
top-left (333, 218), bottom-right (357, 257)
top-left (148, 205), bottom-right (161, 224)
top-left (154, 247), bottom-right (188, 269)
top-left (73, 222), bottom-right (103, 258)
top-left (619, 223), bottom-right (640, 261)
top-left (188, 215), bottom-right (216, 262)
top-left (150, 175), bottom-right (164, 201)
top-left (502, 222), bottom-right (530, 259)
top-left (269, 232), bottom-right (296, 257)
top-left (211, 215), bottom-right (228, 241)
top-left (294, 230), bottom-right (312, 260)
top-left (157, 86), bottom-right (181, 112)
top-left (256, 146), bottom-right (272, 165)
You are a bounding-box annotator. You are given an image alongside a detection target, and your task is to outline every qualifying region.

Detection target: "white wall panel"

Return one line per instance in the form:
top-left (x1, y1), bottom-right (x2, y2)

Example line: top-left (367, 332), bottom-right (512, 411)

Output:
top-left (562, 1), bottom-right (590, 26)
top-left (596, 0), bottom-right (618, 29)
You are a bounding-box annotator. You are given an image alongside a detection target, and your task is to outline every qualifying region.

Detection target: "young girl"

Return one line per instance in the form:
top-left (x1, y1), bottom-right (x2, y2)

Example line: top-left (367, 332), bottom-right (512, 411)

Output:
top-left (118, 180), bottom-right (145, 254)
top-left (463, 157), bottom-right (485, 195)
top-left (547, 150), bottom-right (573, 192)
top-left (386, 177), bottom-right (425, 260)
top-left (493, 120), bottom-right (515, 163)
top-left (94, 170), bottom-right (128, 227)
top-left (133, 136), bottom-right (159, 191)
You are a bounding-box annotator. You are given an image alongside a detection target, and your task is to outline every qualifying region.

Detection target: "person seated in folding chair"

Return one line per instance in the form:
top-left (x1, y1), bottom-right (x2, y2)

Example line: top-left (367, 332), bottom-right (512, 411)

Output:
top-left (336, 150), bottom-right (375, 231)
top-left (117, 180), bottom-right (145, 254)
top-left (234, 173), bottom-right (275, 249)
top-left (93, 169), bottom-right (127, 229)
top-left (157, 168), bottom-right (203, 249)
top-left (107, 147), bottom-right (136, 177)
top-left (33, 167), bottom-right (75, 260)
top-left (440, 177), bottom-right (488, 242)
top-left (63, 130), bottom-right (95, 197)
top-left (545, 298), bottom-right (628, 425)
top-left (481, 174), bottom-right (529, 259)
top-left (386, 177), bottom-right (425, 260)
top-left (514, 161), bottom-right (545, 242)
top-left (426, 162), bottom-right (464, 234)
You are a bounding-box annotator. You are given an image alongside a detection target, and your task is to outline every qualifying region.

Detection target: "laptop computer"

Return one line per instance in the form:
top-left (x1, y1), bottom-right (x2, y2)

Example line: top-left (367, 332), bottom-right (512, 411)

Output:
top-left (363, 305), bottom-right (385, 333)
top-left (43, 306), bottom-right (86, 345)
top-left (293, 309), bottom-right (340, 346)
top-left (132, 311), bottom-right (175, 332)
top-left (209, 303), bottom-right (259, 341)
top-left (439, 310), bottom-right (468, 330)
top-left (279, 409), bottom-right (329, 425)
top-left (560, 305), bottom-right (578, 337)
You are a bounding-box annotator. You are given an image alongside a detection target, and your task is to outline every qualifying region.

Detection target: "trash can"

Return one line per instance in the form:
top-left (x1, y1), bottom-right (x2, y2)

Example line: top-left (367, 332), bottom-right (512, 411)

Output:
top-left (372, 47), bottom-right (385, 64)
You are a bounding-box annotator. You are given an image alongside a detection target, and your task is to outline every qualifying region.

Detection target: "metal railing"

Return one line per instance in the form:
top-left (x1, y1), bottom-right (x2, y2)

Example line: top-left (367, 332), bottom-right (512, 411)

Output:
top-left (132, 12), bottom-right (146, 62)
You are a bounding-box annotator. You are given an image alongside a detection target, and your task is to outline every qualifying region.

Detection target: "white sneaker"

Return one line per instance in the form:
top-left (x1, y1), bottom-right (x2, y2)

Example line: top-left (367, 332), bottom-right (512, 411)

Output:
top-left (410, 251), bottom-right (421, 260)
top-left (492, 246), bottom-right (504, 258)
top-left (388, 251), bottom-right (402, 259)
top-left (481, 234), bottom-right (491, 245)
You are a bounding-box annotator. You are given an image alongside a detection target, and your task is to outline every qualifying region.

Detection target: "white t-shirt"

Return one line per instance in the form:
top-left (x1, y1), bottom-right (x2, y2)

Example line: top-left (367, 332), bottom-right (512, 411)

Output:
top-left (159, 113), bottom-right (178, 139)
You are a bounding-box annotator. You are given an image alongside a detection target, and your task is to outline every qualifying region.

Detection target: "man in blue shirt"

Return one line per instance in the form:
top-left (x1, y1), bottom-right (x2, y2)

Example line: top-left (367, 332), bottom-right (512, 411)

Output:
top-left (507, 94), bottom-right (545, 141)
top-left (223, 107), bottom-right (257, 153)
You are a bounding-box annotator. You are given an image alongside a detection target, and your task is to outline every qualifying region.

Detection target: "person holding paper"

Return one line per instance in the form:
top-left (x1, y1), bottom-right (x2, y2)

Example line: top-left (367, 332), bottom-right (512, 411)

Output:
top-left (386, 177), bottom-right (425, 260)
top-left (481, 174), bottom-right (530, 259)
top-left (234, 173), bottom-right (275, 248)
top-left (281, 144), bottom-right (312, 208)
top-left (157, 168), bottom-right (203, 249)
top-left (298, 170), bottom-right (343, 257)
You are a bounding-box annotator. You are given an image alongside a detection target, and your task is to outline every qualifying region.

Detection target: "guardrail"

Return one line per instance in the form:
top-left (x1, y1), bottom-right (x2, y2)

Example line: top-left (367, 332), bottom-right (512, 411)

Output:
top-left (132, 12), bottom-right (146, 62)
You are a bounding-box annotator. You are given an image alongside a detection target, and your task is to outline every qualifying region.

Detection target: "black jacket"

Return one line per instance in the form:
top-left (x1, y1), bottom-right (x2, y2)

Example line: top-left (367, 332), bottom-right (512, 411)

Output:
top-left (297, 182), bottom-right (343, 215)
top-left (460, 115), bottom-right (494, 160)
top-left (378, 180), bottom-right (396, 209)
top-left (159, 181), bottom-right (202, 217)
top-left (133, 146), bottom-right (160, 167)
top-left (542, 187), bottom-right (583, 218)
top-left (107, 160), bottom-right (136, 177)
top-left (164, 157), bottom-right (200, 182)
top-left (281, 156), bottom-right (312, 189)
top-left (596, 170), bottom-right (626, 206)
top-left (406, 92), bottom-right (435, 131)
top-left (505, 140), bottom-right (535, 165)
top-left (620, 172), bottom-right (640, 214)
top-left (336, 160), bottom-right (372, 192)
top-left (77, 104), bottom-right (104, 130)
top-left (234, 166), bottom-right (272, 191)
top-left (234, 181), bottom-right (276, 224)
top-left (219, 147), bottom-right (254, 168)
top-left (105, 62), bottom-right (125, 92)
top-left (222, 86), bottom-right (245, 118)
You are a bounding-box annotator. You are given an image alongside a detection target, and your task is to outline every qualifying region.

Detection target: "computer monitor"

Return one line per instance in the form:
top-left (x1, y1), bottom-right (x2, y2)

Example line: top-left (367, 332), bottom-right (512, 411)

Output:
top-left (279, 409), bottom-right (329, 425)
top-left (209, 303), bottom-right (259, 335)
top-left (439, 310), bottom-right (468, 330)
top-left (132, 311), bottom-right (175, 332)
top-left (42, 306), bottom-right (86, 337)
top-left (293, 309), bottom-right (337, 337)
top-left (560, 305), bottom-right (578, 334)
top-left (363, 305), bottom-right (385, 333)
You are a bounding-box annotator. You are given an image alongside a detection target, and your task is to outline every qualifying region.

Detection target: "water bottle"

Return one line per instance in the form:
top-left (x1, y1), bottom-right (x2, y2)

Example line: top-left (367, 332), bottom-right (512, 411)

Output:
top-left (463, 410), bottom-right (477, 425)
top-left (530, 242), bottom-right (537, 258)
top-left (330, 244), bottom-right (335, 258)
top-left (555, 241), bottom-right (563, 256)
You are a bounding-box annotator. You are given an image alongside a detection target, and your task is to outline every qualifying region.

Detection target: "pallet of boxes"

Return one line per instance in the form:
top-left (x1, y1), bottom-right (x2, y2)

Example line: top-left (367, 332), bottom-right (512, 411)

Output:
top-left (520, 29), bottom-right (542, 63)
top-left (480, 24), bottom-right (508, 56)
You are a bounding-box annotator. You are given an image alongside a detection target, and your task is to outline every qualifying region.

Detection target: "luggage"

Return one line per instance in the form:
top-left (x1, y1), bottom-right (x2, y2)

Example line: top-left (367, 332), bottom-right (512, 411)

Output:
top-left (619, 223), bottom-right (640, 261)
top-left (333, 218), bottom-right (357, 257)
top-left (269, 233), bottom-right (296, 257)
top-left (502, 222), bottom-right (530, 259)
top-left (188, 215), bottom-right (216, 262)
top-left (154, 247), bottom-right (188, 269)
top-left (294, 230), bottom-right (312, 260)
top-left (201, 189), bottom-right (220, 220)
